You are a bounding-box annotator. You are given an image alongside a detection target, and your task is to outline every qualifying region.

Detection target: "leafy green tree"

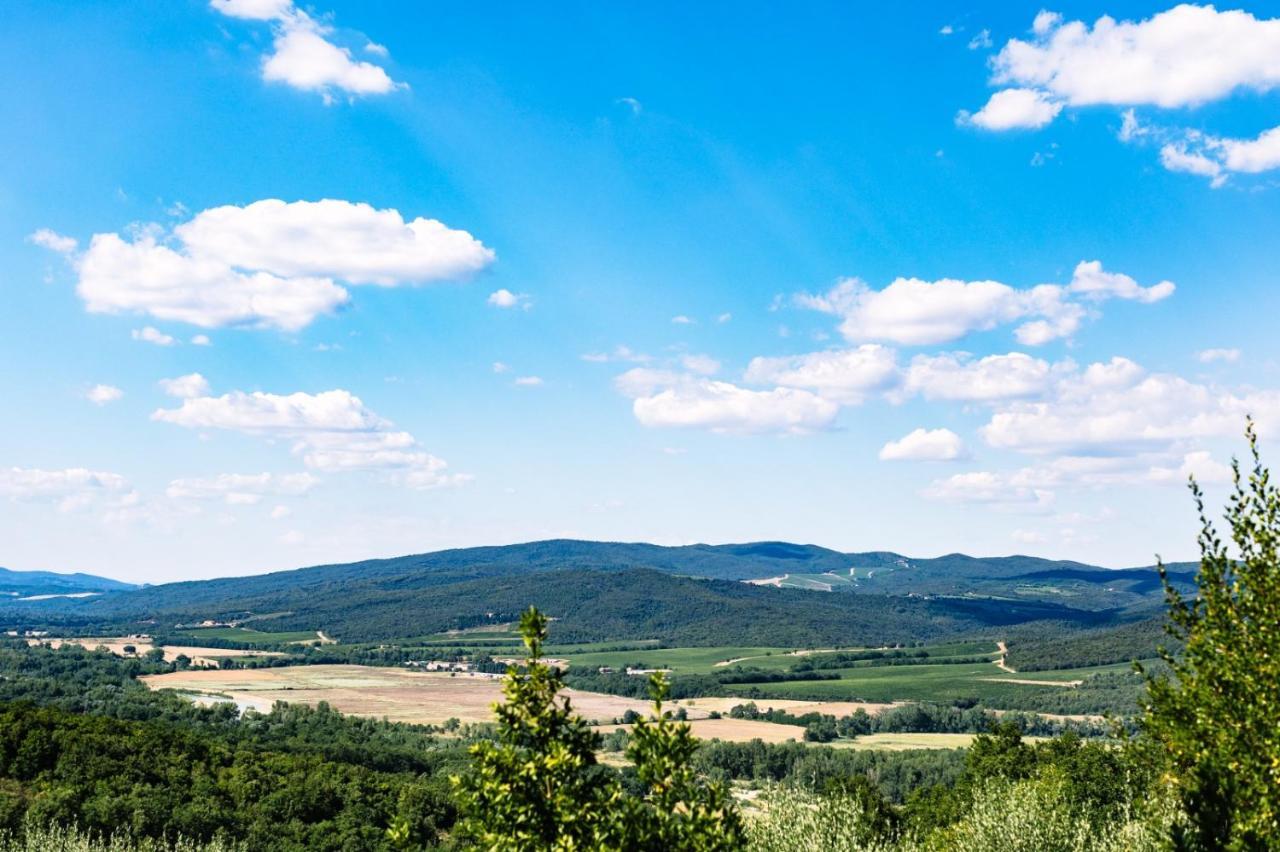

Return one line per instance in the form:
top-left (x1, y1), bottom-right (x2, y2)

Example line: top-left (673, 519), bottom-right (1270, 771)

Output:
top-left (453, 607), bottom-right (743, 850)
top-left (1143, 420), bottom-right (1280, 848)
top-left (453, 607), bottom-right (621, 850)
top-left (624, 673), bottom-right (745, 850)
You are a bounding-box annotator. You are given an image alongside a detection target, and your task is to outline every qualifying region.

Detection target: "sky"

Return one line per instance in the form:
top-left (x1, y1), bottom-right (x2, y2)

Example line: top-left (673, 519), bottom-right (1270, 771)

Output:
top-left (3, 1), bottom-right (1280, 583)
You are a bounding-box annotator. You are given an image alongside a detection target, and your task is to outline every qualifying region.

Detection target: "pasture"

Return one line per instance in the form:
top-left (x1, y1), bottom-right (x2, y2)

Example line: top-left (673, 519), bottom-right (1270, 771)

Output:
top-left (177, 627), bottom-right (325, 644)
top-left (141, 664), bottom-right (657, 725)
top-left (28, 637), bottom-right (284, 667)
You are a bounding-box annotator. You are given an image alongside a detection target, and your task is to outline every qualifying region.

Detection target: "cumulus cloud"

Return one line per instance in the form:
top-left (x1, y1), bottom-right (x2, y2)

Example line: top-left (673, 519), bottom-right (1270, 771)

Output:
top-left (158, 373), bottom-right (212, 399)
top-left (902, 352), bottom-right (1058, 402)
top-left (211, 0), bottom-right (402, 101)
top-left (796, 261), bottom-right (1170, 346)
top-left (1159, 124), bottom-right (1280, 185)
top-left (38, 200), bottom-right (493, 332)
top-left (86, 384), bottom-right (123, 405)
top-left (615, 369), bottom-right (838, 435)
top-left (0, 466), bottom-right (133, 513)
top-left (879, 428), bottom-right (968, 461)
top-left (152, 389), bottom-right (468, 489)
top-left (28, 228), bottom-right (77, 253)
top-left (979, 356), bottom-right (1280, 456)
top-left (487, 288), bottom-right (531, 309)
top-left (744, 345), bottom-right (899, 403)
top-left (960, 88), bottom-right (1063, 130)
top-left (991, 5), bottom-right (1280, 111)
top-left (966, 6), bottom-right (1280, 180)
top-left (166, 472), bottom-right (319, 504)
top-left (132, 326), bottom-right (177, 346)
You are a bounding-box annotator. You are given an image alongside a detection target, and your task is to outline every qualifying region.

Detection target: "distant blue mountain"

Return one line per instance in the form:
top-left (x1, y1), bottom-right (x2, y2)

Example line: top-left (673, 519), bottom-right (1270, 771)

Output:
top-left (0, 566), bottom-right (139, 601)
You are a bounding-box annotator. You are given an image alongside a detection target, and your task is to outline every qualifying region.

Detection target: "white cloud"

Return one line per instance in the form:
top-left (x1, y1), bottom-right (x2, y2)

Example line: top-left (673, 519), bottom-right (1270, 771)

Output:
top-left (581, 345), bottom-right (651, 364)
top-left (166, 472), bottom-right (320, 504)
top-left (88, 233), bottom-right (348, 331)
top-left (178, 199), bottom-right (493, 285)
top-left (992, 5), bottom-right (1280, 111)
top-left (961, 88), bottom-right (1063, 130)
top-left (1067, 260), bottom-right (1174, 303)
top-left (716, 312), bottom-right (733, 324)
top-left (680, 354), bottom-right (721, 375)
top-left (86, 384), bottom-right (123, 405)
top-left (1148, 451), bottom-right (1233, 485)
top-left (744, 345), bottom-right (899, 403)
top-left (797, 261), bottom-right (1169, 346)
top-left (1160, 142), bottom-right (1225, 186)
top-left (616, 369), bottom-right (838, 435)
top-left (967, 6), bottom-right (1280, 179)
top-left (921, 470), bottom-right (1054, 508)
top-left (190, 334), bottom-right (212, 346)
top-left (0, 467), bottom-right (133, 513)
top-left (487, 288), bottom-right (531, 309)
top-left (879, 428), bottom-right (968, 461)
top-left (492, 361), bottom-right (511, 373)
top-left (902, 352), bottom-right (1056, 402)
top-left (980, 357), bottom-right (1280, 455)
top-left (152, 389), bottom-right (468, 489)
top-left (1012, 528), bottom-right (1047, 545)
top-left (158, 373), bottom-right (212, 399)
top-left (40, 200), bottom-right (493, 331)
top-left (671, 315), bottom-right (695, 325)
top-left (211, 0), bottom-right (402, 100)
top-left (967, 28), bottom-right (993, 50)
top-left (132, 326), bottom-right (177, 346)
top-left (1197, 348), bottom-right (1241, 364)
top-left (514, 376), bottom-right (543, 386)
top-left (270, 504), bottom-right (292, 519)
top-left (28, 228), bottom-right (77, 253)
top-left (1159, 124), bottom-right (1280, 184)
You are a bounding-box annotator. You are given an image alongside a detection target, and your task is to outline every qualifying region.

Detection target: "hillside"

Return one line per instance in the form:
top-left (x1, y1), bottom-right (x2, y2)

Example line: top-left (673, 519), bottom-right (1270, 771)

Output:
top-left (0, 566), bottom-right (138, 601)
top-left (0, 540), bottom-right (1183, 645)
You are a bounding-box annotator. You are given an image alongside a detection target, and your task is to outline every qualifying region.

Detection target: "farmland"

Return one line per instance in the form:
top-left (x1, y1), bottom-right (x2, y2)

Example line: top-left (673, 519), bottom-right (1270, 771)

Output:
top-left (176, 626), bottom-right (326, 645)
top-left (141, 664), bottom-right (658, 725)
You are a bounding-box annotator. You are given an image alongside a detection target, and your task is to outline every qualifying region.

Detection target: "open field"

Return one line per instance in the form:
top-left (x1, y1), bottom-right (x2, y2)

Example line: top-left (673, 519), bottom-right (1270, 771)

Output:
top-left (830, 733), bottom-right (1046, 751)
top-left (141, 664), bottom-right (659, 725)
top-left (177, 627), bottom-right (326, 644)
top-left (600, 718), bottom-right (807, 744)
top-left (673, 697), bottom-right (905, 717)
top-left (29, 637), bottom-right (284, 666)
top-left (742, 661), bottom-right (1087, 703)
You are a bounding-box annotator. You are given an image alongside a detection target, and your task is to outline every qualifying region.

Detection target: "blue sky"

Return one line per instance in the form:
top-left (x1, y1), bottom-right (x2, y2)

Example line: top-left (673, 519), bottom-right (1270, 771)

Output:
top-left (3, 1), bottom-right (1280, 582)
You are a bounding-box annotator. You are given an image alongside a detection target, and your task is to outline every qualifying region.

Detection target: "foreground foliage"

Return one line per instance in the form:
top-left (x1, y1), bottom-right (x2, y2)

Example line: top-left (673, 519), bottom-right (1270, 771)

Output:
top-left (1144, 420), bottom-right (1280, 848)
top-left (454, 607), bottom-right (743, 850)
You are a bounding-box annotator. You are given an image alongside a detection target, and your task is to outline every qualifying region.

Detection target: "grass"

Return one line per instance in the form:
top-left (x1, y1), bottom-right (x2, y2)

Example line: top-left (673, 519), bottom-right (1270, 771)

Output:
top-left (742, 661), bottom-right (1077, 703)
top-left (176, 627), bottom-right (324, 644)
top-left (561, 646), bottom-right (795, 674)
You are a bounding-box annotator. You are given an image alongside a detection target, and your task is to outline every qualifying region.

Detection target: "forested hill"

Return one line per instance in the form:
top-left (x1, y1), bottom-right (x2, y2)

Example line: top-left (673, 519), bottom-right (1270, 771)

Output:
top-left (0, 566), bottom-right (138, 598)
top-left (0, 539), bottom-right (1194, 644)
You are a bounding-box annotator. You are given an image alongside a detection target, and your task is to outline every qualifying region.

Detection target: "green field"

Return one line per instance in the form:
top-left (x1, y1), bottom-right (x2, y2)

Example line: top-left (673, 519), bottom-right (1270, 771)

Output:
top-left (775, 572), bottom-right (855, 591)
top-left (176, 627), bottom-right (325, 644)
top-left (739, 658), bottom-right (1143, 703)
top-left (561, 646), bottom-right (792, 673)
top-left (559, 640), bottom-right (1000, 675)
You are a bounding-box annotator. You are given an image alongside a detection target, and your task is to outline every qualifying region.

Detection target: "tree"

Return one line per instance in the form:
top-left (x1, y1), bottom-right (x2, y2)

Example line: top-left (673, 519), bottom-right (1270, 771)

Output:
top-left (453, 607), bottom-right (621, 850)
top-left (453, 606), bottom-right (743, 850)
top-left (624, 673), bottom-right (745, 850)
top-left (1143, 419), bottom-right (1280, 848)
